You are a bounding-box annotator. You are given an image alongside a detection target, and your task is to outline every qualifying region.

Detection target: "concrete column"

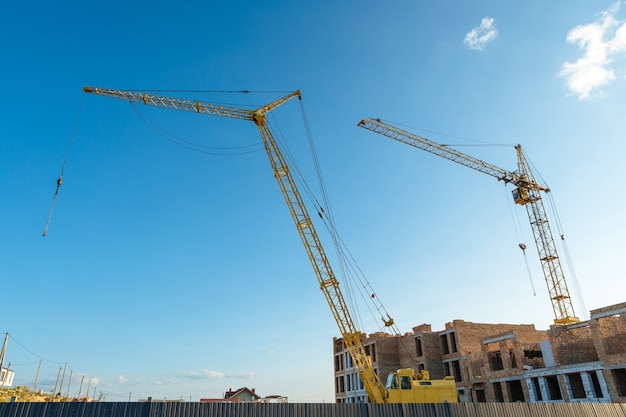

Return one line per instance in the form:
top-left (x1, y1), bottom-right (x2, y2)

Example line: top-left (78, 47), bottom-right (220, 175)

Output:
top-left (500, 341), bottom-right (511, 369)
top-left (524, 378), bottom-right (538, 402)
top-left (581, 371), bottom-right (595, 400)
top-left (538, 376), bottom-right (550, 401)
top-left (596, 370), bottom-right (610, 401)
top-left (559, 374), bottom-right (571, 401)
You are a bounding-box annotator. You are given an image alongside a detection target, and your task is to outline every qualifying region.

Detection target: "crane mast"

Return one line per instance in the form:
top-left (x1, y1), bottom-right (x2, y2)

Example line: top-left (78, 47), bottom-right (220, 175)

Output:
top-left (83, 87), bottom-right (387, 403)
top-left (358, 118), bottom-right (578, 326)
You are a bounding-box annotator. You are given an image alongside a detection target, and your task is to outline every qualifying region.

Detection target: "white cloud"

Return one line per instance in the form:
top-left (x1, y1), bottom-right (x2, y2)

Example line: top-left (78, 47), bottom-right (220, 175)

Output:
top-left (203, 369), bottom-right (226, 379)
top-left (232, 372), bottom-right (255, 379)
top-left (464, 17), bottom-right (498, 51)
top-left (180, 369), bottom-right (254, 380)
top-left (559, 1), bottom-right (626, 100)
top-left (181, 369), bottom-right (224, 380)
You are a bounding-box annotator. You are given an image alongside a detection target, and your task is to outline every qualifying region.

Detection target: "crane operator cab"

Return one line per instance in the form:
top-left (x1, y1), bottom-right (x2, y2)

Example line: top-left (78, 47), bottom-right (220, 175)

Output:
top-left (384, 368), bottom-right (458, 403)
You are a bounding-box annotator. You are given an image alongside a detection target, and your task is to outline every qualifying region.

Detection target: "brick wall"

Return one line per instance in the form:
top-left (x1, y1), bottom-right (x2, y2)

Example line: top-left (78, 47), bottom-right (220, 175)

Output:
top-left (548, 324), bottom-right (599, 365)
top-left (593, 315), bottom-right (626, 358)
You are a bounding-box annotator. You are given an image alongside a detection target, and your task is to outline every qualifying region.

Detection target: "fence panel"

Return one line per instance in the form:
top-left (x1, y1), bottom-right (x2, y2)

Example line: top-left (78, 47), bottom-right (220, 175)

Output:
top-left (2, 401), bottom-right (626, 417)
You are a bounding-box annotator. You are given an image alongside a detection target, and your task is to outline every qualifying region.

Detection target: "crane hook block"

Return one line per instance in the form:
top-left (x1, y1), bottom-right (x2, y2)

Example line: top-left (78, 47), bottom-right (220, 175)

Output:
top-left (382, 315), bottom-right (395, 327)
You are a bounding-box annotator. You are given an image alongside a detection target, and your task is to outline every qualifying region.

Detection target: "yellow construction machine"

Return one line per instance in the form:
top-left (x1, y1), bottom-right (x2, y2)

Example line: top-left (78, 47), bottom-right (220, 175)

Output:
top-left (385, 369), bottom-right (457, 403)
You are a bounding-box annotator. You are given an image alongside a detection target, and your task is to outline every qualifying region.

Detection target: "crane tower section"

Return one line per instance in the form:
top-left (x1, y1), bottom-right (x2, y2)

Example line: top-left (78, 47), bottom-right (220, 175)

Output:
top-left (358, 118), bottom-right (578, 326)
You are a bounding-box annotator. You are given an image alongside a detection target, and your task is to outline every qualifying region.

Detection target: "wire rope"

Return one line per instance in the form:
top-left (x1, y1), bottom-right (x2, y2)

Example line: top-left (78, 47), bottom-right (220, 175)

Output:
top-left (42, 94), bottom-right (86, 237)
top-left (385, 119), bottom-right (515, 147)
top-left (503, 185), bottom-right (536, 296)
top-left (7, 333), bottom-right (66, 366)
top-left (3, 333), bottom-right (102, 398)
top-left (265, 118), bottom-right (368, 329)
top-left (130, 103), bottom-right (264, 155)
top-left (523, 152), bottom-right (587, 319)
top-left (269, 106), bottom-right (405, 340)
top-left (267, 113), bottom-right (384, 334)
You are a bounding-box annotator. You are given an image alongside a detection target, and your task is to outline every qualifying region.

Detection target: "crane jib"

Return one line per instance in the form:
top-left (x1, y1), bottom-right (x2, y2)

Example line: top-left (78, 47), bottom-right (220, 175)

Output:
top-left (358, 118), bottom-right (577, 326)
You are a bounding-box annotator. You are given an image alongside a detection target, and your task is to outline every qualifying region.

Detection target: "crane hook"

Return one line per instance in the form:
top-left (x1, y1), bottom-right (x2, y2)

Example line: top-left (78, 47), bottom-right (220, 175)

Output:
top-left (42, 176), bottom-right (64, 237)
top-left (381, 314), bottom-right (394, 328)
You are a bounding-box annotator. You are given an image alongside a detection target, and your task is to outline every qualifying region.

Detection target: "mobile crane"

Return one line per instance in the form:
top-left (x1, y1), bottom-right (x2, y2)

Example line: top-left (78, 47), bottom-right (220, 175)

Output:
top-left (358, 118), bottom-right (579, 326)
top-left (82, 87), bottom-right (457, 403)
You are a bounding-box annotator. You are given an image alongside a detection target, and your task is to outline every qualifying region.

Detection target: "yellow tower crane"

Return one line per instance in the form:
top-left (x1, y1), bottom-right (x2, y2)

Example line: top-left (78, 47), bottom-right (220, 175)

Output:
top-left (82, 87), bottom-right (456, 403)
top-left (358, 118), bottom-right (579, 326)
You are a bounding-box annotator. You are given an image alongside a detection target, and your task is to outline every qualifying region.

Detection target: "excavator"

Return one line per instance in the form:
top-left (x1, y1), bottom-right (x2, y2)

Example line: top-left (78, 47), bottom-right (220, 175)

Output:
top-left (358, 118), bottom-right (579, 326)
top-left (82, 87), bottom-right (457, 403)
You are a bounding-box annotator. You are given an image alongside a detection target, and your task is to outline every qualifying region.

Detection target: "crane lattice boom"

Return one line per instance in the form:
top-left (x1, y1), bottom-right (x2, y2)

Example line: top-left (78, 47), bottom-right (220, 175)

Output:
top-left (84, 87), bottom-right (387, 403)
top-left (358, 118), bottom-right (578, 326)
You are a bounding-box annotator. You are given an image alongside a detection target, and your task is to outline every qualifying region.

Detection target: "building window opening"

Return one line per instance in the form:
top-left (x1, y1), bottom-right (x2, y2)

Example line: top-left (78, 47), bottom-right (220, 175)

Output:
top-left (415, 337), bottom-right (423, 357)
top-left (567, 373), bottom-right (586, 399)
top-left (589, 371), bottom-right (604, 398)
top-left (475, 388), bottom-right (486, 402)
top-left (509, 349), bottom-right (517, 369)
top-left (546, 376), bottom-right (562, 400)
top-left (364, 344), bottom-right (376, 362)
top-left (489, 350), bottom-right (504, 371)
top-left (337, 376), bottom-right (345, 393)
top-left (441, 334), bottom-right (450, 354)
top-left (531, 377), bottom-right (542, 401)
top-left (493, 382), bottom-right (504, 402)
top-left (345, 352), bottom-right (353, 369)
top-left (612, 368), bottom-right (626, 397)
top-left (450, 332), bottom-right (458, 353)
top-left (452, 360), bottom-right (462, 382)
top-left (506, 380), bottom-right (525, 402)
top-left (444, 362), bottom-right (451, 377)
top-left (524, 349), bottom-right (542, 359)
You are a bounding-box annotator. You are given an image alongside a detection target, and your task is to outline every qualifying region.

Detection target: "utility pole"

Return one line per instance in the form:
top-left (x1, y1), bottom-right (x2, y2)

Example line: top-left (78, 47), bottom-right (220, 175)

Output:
top-left (65, 370), bottom-right (73, 398)
top-left (59, 363), bottom-right (67, 396)
top-left (0, 333), bottom-right (8, 384)
top-left (53, 366), bottom-right (62, 396)
top-left (78, 375), bottom-right (84, 399)
top-left (33, 360), bottom-right (42, 391)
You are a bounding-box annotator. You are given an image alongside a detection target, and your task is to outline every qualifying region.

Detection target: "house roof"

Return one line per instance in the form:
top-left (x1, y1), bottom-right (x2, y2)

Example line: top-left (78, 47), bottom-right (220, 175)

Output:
top-left (224, 387), bottom-right (260, 401)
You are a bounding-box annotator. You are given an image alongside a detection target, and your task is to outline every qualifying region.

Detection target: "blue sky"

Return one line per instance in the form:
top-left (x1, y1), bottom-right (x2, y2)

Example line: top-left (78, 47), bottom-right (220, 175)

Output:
top-left (2, 0), bottom-right (626, 403)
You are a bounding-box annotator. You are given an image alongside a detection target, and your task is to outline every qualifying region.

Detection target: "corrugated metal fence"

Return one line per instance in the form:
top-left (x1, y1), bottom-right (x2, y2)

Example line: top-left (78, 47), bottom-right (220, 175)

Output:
top-left (1, 402), bottom-right (625, 417)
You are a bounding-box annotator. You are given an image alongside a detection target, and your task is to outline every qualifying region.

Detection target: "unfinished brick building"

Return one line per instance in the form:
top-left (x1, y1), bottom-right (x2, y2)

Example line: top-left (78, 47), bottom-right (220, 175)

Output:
top-left (333, 302), bottom-right (626, 403)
